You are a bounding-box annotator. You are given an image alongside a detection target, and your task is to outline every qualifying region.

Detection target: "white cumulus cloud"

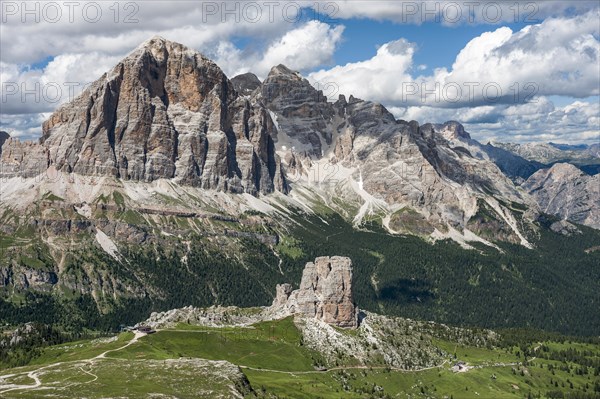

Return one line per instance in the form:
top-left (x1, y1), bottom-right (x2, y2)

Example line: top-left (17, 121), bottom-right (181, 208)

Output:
top-left (212, 21), bottom-right (344, 78)
top-left (309, 38), bottom-right (416, 102)
top-left (310, 10), bottom-right (600, 109)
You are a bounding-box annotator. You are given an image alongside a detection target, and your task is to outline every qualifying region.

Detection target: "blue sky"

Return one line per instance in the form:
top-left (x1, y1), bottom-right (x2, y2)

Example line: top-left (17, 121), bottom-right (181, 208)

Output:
top-left (315, 17), bottom-right (599, 110)
top-left (225, 9), bottom-right (538, 74)
top-left (1, 1), bottom-right (598, 144)
top-left (320, 19), bottom-right (530, 72)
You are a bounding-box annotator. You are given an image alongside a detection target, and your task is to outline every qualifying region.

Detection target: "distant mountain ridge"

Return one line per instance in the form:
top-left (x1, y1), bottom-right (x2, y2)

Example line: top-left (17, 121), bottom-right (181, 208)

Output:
top-left (493, 141), bottom-right (600, 175)
top-left (549, 142), bottom-right (589, 151)
top-left (523, 163), bottom-right (600, 229)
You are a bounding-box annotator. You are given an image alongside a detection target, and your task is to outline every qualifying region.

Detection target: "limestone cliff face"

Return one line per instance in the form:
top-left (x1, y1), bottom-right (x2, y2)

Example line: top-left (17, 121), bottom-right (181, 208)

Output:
top-left (0, 138), bottom-right (49, 178)
top-left (3, 38), bottom-right (583, 245)
top-left (524, 163), bottom-right (600, 228)
top-left (260, 65), bottom-right (335, 157)
top-left (38, 37), bottom-right (286, 194)
top-left (272, 256), bottom-right (358, 328)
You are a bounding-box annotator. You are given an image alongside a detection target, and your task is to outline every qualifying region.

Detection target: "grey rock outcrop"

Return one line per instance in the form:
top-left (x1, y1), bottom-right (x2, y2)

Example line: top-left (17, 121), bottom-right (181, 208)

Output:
top-left (142, 305), bottom-right (266, 329)
top-left (549, 220), bottom-right (581, 236)
top-left (0, 263), bottom-right (58, 291)
top-left (272, 256), bottom-right (358, 328)
top-left (0, 131), bottom-right (10, 152)
top-left (231, 72), bottom-right (261, 96)
top-left (0, 138), bottom-right (49, 178)
top-left (523, 163), bottom-right (600, 228)
top-left (260, 64), bottom-right (335, 157)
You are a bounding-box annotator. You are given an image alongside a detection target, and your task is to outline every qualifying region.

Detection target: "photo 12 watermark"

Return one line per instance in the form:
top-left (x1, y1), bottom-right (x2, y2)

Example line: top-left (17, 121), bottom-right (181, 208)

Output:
top-left (392, 1), bottom-right (540, 24)
top-left (401, 81), bottom-right (540, 104)
top-left (0, 1), bottom-right (341, 24)
top-left (1, 1), bottom-right (140, 24)
top-left (196, 1), bottom-right (340, 23)
top-left (0, 78), bottom-right (540, 111)
top-left (0, 1), bottom-right (541, 26)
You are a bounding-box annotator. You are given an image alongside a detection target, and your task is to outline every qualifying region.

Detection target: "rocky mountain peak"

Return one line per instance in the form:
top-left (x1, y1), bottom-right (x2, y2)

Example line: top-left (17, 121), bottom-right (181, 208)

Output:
top-left (436, 121), bottom-right (471, 141)
top-left (524, 163), bottom-right (599, 228)
top-left (543, 162), bottom-right (586, 178)
top-left (133, 35), bottom-right (210, 63)
top-left (231, 72), bottom-right (261, 95)
top-left (30, 37), bottom-right (287, 194)
top-left (271, 256), bottom-right (358, 328)
top-left (267, 64), bottom-right (303, 80)
top-left (135, 35), bottom-right (170, 57)
top-left (260, 64), bottom-right (334, 157)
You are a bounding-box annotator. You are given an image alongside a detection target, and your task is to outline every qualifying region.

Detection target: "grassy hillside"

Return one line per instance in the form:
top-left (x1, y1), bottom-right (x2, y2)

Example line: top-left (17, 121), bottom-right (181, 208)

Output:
top-left (1, 317), bottom-right (598, 398)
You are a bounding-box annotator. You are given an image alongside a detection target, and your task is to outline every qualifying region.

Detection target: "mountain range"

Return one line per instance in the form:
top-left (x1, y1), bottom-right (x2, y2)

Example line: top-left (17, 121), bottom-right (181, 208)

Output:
top-left (0, 37), bottom-right (599, 337)
top-left (493, 141), bottom-right (600, 175)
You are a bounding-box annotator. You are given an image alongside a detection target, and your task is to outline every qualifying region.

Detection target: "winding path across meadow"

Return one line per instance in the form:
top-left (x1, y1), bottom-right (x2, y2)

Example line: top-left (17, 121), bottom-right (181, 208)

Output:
top-left (0, 332), bottom-right (145, 395)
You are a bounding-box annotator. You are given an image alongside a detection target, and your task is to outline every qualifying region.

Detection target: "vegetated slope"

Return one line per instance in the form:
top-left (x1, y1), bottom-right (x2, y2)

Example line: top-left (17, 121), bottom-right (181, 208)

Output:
top-left (1, 315), bottom-right (598, 398)
top-left (279, 211), bottom-right (600, 336)
top-left (2, 199), bottom-right (598, 337)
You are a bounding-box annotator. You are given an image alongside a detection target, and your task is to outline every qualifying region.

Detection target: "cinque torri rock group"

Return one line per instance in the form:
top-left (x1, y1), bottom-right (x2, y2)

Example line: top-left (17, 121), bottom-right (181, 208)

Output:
top-left (141, 256), bottom-right (359, 329)
top-left (272, 256), bottom-right (358, 328)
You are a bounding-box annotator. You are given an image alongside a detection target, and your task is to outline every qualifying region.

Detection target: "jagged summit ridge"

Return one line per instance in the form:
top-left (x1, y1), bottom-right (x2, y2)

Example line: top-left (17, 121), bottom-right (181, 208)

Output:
top-left (3, 37), bottom-right (597, 240)
top-left (253, 62), bottom-right (538, 242)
